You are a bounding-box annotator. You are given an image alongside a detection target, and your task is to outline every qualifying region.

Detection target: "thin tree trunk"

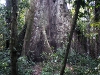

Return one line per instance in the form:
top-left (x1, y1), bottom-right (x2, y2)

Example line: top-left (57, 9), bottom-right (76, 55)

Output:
top-left (95, 0), bottom-right (100, 57)
top-left (5, 0), bottom-right (11, 50)
top-left (60, 0), bottom-right (81, 75)
top-left (10, 0), bottom-right (18, 75)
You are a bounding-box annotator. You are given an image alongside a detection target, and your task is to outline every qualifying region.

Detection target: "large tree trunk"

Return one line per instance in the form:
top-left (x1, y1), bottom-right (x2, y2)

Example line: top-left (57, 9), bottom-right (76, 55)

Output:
top-left (22, 0), bottom-right (72, 62)
top-left (48, 0), bottom-right (71, 49)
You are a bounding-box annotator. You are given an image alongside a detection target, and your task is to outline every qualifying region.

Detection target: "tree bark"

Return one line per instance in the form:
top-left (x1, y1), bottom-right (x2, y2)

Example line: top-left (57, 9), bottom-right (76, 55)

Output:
top-left (22, 0), bottom-right (71, 62)
top-left (10, 0), bottom-right (18, 75)
top-left (60, 0), bottom-right (81, 74)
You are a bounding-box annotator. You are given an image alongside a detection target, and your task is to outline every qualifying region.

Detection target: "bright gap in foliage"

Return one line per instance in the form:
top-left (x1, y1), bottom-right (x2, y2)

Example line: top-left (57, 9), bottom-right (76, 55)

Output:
top-left (0, 0), bottom-right (6, 5)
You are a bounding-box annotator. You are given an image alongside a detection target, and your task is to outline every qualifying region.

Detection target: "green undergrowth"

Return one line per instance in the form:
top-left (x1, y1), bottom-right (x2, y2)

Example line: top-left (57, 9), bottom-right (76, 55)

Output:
top-left (0, 48), bottom-right (100, 75)
top-left (41, 48), bottom-right (100, 75)
top-left (0, 50), bottom-right (34, 75)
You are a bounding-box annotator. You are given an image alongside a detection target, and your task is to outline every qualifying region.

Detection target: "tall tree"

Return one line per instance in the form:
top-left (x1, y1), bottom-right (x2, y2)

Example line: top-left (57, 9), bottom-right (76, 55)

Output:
top-left (22, 0), bottom-right (71, 62)
top-left (60, 0), bottom-right (81, 74)
top-left (10, 0), bottom-right (18, 75)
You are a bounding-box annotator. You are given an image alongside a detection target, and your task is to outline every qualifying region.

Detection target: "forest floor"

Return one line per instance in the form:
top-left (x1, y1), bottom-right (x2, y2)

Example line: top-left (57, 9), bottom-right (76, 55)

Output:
top-left (31, 62), bottom-right (73, 75)
top-left (32, 63), bottom-right (42, 75)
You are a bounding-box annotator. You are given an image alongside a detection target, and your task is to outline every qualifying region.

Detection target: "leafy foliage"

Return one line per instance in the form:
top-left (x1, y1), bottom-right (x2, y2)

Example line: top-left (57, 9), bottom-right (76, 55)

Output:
top-left (91, 22), bottom-right (100, 28)
top-left (17, 56), bottom-right (34, 75)
top-left (0, 50), bottom-right (10, 75)
top-left (42, 49), bottom-right (100, 75)
top-left (0, 4), bottom-right (6, 50)
top-left (0, 51), bottom-right (33, 75)
top-left (0, 0), bottom-right (32, 75)
top-left (18, 0), bottom-right (29, 33)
